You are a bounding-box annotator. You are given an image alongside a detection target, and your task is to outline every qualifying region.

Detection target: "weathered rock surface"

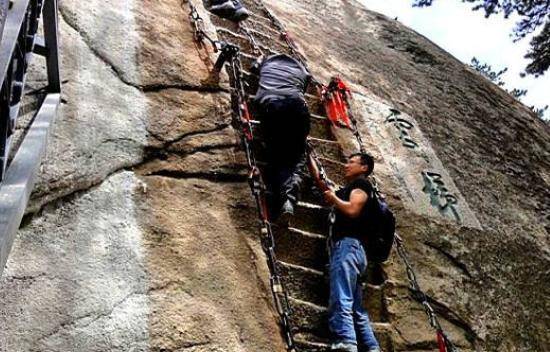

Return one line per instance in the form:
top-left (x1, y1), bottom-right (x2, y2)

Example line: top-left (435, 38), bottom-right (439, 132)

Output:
top-left (266, 0), bottom-right (549, 350)
top-left (1, 172), bottom-right (150, 351)
top-left (28, 18), bottom-right (148, 213)
top-left (1, 0), bottom-right (284, 351)
top-left (0, 0), bottom-right (548, 351)
top-left (59, 0), bottom-right (226, 89)
top-left (135, 176), bottom-right (284, 352)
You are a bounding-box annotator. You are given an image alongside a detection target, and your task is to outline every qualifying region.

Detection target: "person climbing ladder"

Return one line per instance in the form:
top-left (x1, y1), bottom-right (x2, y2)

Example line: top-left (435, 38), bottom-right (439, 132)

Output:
top-left (252, 53), bottom-right (312, 222)
top-left (310, 152), bottom-right (382, 352)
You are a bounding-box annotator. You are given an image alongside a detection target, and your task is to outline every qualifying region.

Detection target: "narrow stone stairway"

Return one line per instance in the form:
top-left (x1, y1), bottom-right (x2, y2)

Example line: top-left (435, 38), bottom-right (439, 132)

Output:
top-left (207, 1), bottom-right (394, 350)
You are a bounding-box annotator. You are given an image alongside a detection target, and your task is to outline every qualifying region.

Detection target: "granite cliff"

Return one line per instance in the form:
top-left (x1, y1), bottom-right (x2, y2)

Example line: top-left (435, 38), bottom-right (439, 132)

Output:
top-left (0, 0), bottom-right (548, 351)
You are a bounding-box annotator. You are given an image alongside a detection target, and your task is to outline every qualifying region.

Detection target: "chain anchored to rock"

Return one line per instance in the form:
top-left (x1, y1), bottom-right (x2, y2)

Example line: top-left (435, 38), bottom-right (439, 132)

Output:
top-left (227, 46), bottom-right (297, 352)
top-left (186, 3), bottom-right (297, 349)
top-left (241, 6), bottom-right (462, 351)
top-left (394, 234), bottom-right (460, 352)
top-left (187, 1), bottom-right (463, 351)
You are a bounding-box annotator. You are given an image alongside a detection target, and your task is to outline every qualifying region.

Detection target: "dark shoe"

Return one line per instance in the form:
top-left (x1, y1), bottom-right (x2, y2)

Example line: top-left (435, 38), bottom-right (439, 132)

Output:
top-left (358, 346), bottom-right (382, 352)
top-left (210, 0), bottom-right (249, 22)
top-left (231, 6), bottom-right (250, 21)
top-left (277, 199), bottom-right (294, 226)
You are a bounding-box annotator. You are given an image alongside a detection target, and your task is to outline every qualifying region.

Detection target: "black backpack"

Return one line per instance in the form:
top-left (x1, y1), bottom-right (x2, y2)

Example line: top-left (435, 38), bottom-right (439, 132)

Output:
top-left (365, 185), bottom-right (396, 263)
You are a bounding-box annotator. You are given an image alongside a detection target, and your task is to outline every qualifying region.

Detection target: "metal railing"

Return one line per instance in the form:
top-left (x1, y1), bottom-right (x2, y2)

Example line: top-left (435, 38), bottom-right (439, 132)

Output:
top-left (0, 0), bottom-right (60, 276)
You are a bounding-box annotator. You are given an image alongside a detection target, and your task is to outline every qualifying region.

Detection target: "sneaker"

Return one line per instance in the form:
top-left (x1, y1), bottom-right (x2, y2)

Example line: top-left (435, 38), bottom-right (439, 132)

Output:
top-left (277, 199), bottom-right (294, 226)
top-left (231, 6), bottom-right (250, 22)
top-left (331, 342), bottom-right (358, 352)
top-left (209, 0), bottom-right (249, 22)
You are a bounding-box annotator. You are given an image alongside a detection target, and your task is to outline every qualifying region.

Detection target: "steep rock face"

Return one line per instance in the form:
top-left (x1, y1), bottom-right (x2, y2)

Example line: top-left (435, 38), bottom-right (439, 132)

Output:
top-left (266, 0), bottom-right (549, 350)
top-left (0, 0), bottom-right (548, 352)
top-left (0, 0), bottom-right (284, 351)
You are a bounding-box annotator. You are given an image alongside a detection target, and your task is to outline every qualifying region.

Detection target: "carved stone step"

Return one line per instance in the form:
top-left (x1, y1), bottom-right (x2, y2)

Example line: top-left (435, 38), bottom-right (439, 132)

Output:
top-left (291, 201), bottom-right (330, 235)
top-left (275, 228), bottom-right (327, 271)
top-left (280, 261), bottom-right (389, 322)
top-left (294, 332), bottom-right (395, 352)
top-left (289, 298), bottom-right (394, 351)
top-left (238, 51), bottom-right (258, 70)
top-left (247, 10), bottom-right (275, 26)
top-left (309, 137), bottom-right (346, 162)
top-left (245, 18), bottom-right (281, 36)
top-left (310, 117), bottom-right (336, 141)
top-left (216, 26), bottom-right (291, 56)
top-left (289, 297), bottom-right (328, 337)
top-left (279, 261), bottom-right (328, 306)
top-left (294, 334), bottom-right (331, 352)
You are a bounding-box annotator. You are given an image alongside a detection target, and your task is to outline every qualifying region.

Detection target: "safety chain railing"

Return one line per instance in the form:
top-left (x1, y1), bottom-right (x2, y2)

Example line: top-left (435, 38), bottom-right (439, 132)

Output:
top-left (188, 1), bottom-right (462, 351)
top-left (394, 234), bottom-right (460, 352)
top-left (186, 1), bottom-right (296, 350)
top-left (188, 1), bottom-right (220, 51)
top-left (244, 3), bottom-right (462, 351)
top-left (228, 50), bottom-right (296, 352)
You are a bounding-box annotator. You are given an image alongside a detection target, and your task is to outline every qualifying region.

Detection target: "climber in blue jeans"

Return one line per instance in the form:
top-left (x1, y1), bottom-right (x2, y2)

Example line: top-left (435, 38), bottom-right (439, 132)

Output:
top-left (317, 152), bottom-right (381, 352)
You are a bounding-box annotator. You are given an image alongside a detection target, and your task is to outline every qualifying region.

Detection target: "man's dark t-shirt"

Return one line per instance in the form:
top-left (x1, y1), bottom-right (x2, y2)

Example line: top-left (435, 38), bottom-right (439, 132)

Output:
top-left (332, 178), bottom-right (374, 246)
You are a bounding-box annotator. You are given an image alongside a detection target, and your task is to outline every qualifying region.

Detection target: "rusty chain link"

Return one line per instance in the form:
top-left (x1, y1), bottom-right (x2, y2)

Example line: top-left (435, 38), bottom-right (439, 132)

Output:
top-left (394, 234), bottom-right (460, 352)
top-left (185, 0), bottom-right (221, 51)
top-left (227, 48), bottom-right (297, 352)
top-left (187, 3), bottom-right (297, 349)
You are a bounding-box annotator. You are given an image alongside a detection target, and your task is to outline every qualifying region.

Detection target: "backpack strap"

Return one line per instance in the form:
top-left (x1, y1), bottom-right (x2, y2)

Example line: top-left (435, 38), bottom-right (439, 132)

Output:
top-left (370, 176), bottom-right (385, 201)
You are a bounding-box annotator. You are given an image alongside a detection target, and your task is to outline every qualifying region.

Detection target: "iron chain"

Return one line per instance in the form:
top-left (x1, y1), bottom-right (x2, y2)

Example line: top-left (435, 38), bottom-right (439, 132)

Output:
top-left (186, 2), bottom-right (461, 351)
top-left (395, 234), bottom-right (460, 352)
top-left (228, 42), bottom-right (297, 352)
top-left (185, 0), bottom-right (221, 51)
top-left (186, 2), bottom-right (296, 350)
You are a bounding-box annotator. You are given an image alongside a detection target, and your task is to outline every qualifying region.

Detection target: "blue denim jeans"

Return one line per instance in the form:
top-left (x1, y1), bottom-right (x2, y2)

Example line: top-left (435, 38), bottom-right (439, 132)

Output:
top-left (329, 237), bottom-right (379, 350)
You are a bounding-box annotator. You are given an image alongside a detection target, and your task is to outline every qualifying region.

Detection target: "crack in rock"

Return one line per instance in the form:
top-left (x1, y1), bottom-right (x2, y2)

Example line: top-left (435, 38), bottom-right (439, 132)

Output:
top-left (29, 128), bottom-right (242, 216)
top-left (144, 170), bottom-right (247, 183)
top-left (36, 290), bottom-right (146, 344)
top-left (162, 123), bottom-right (232, 147)
top-left (173, 340), bottom-right (212, 351)
top-left (410, 291), bottom-right (479, 343)
top-left (423, 241), bottom-right (473, 279)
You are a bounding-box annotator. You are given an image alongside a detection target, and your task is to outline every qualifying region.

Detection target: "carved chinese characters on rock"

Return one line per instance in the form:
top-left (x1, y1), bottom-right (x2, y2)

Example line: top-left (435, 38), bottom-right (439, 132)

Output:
top-left (385, 108), bottom-right (419, 149)
top-left (382, 107), bottom-right (465, 225)
top-left (421, 171), bottom-right (462, 224)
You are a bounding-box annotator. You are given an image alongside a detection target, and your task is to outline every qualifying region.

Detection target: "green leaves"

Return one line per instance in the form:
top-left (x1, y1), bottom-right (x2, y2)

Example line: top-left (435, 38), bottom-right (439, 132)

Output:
top-left (413, 0), bottom-right (550, 76)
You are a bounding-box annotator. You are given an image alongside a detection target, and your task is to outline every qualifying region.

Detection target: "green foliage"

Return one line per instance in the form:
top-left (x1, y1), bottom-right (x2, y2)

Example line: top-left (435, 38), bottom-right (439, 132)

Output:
top-left (531, 104), bottom-right (549, 119)
top-left (509, 88), bottom-right (528, 98)
top-left (413, 0), bottom-right (550, 76)
top-left (470, 57), bottom-right (508, 86)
